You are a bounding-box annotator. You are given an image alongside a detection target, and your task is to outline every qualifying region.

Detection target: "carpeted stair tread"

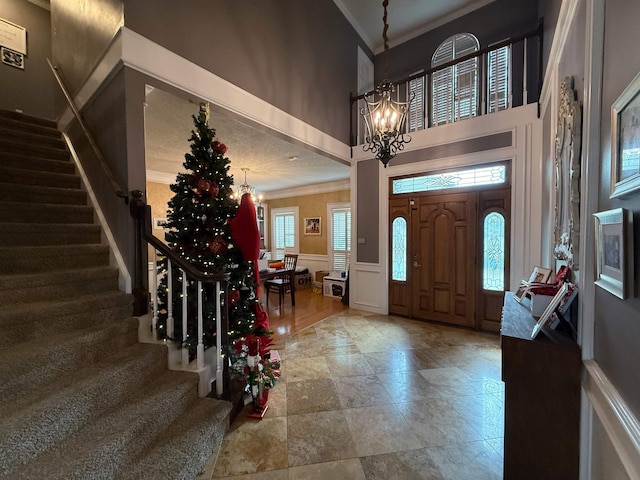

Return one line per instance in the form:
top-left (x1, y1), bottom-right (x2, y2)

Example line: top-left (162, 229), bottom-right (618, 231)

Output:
top-left (122, 396), bottom-right (232, 480)
top-left (0, 138), bottom-right (69, 161)
top-left (0, 290), bottom-right (133, 348)
top-left (0, 223), bottom-right (101, 246)
top-left (0, 109), bottom-right (57, 129)
top-left (0, 125), bottom-right (66, 149)
top-left (0, 200), bottom-right (94, 223)
top-left (12, 370), bottom-right (203, 479)
top-left (0, 153), bottom-right (75, 174)
top-left (0, 266), bottom-right (118, 305)
top-left (0, 243), bottom-right (109, 274)
top-left (0, 343), bottom-right (169, 476)
top-left (0, 315), bottom-right (139, 404)
top-left (0, 164), bottom-right (81, 189)
top-left (0, 182), bottom-right (86, 205)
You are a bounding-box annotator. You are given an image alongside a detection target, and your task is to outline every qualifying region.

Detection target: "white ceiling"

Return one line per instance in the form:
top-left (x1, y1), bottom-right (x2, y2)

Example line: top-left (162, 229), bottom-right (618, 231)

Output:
top-left (334, 0), bottom-right (495, 53)
top-left (145, 0), bottom-right (494, 196)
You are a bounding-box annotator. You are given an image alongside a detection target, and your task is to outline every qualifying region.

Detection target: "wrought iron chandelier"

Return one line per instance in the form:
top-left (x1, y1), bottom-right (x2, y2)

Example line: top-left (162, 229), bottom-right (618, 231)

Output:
top-left (360, 0), bottom-right (413, 167)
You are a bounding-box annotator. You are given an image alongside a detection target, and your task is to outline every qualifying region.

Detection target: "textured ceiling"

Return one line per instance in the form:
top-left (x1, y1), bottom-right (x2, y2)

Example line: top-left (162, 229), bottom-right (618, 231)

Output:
top-left (144, 87), bottom-right (350, 196)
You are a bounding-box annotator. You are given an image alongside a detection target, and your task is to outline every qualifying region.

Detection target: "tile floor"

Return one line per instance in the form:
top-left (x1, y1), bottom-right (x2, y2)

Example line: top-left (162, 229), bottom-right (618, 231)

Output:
top-left (199, 309), bottom-right (504, 480)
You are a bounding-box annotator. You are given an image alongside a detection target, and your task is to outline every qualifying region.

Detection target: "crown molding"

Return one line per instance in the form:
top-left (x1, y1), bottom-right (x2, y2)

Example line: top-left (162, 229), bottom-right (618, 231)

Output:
top-left (263, 179), bottom-right (350, 200)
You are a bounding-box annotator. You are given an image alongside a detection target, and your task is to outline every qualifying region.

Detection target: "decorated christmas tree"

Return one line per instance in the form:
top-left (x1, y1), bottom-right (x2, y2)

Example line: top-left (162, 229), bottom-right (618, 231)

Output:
top-left (157, 105), bottom-right (260, 348)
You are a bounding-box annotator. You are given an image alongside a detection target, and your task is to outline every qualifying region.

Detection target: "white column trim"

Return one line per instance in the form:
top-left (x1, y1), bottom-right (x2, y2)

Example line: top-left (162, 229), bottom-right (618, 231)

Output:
top-left (579, 0), bottom-right (605, 477)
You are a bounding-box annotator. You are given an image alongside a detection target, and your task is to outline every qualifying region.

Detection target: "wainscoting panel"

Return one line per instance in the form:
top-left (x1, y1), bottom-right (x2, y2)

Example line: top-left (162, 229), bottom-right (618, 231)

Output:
top-left (583, 360), bottom-right (640, 480)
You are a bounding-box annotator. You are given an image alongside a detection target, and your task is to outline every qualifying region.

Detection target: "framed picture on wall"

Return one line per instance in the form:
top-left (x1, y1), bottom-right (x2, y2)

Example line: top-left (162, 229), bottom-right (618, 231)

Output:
top-left (153, 217), bottom-right (168, 229)
top-left (593, 208), bottom-right (633, 299)
top-left (611, 70), bottom-right (640, 198)
top-left (304, 217), bottom-right (321, 235)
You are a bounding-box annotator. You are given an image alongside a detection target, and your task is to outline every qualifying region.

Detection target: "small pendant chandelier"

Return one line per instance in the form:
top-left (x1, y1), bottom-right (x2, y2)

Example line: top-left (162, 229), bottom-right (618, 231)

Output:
top-left (238, 167), bottom-right (255, 197)
top-left (360, 0), bottom-right (413, 167)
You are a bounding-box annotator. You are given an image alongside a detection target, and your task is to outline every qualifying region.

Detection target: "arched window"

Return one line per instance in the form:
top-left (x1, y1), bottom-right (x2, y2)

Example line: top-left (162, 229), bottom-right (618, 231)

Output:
top-left (431, 33), bottom-right (480, 125)
top-left (391, 217), bottom-right (407, 281)
top-left (483, 211), bottom-right (505, 291)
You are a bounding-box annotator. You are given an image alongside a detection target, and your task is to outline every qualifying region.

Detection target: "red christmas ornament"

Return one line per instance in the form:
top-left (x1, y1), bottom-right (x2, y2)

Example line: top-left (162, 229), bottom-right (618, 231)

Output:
top-left (209, 182), bottom-right (219, 196)
top-left (209, 235), bottom-right (228, 254)
top-left (212, 140), bottom-right (227, 155)
top-left (228, 289), bottom-right (240, 304)
top-left (197, 178), bottom-right (212, 194)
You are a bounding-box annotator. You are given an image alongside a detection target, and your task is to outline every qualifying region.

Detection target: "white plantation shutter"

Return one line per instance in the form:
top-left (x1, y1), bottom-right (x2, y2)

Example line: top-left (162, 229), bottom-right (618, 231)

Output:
top-left (274, 212), bottom-right (295, 259)
top-left (431, 33), bottom-right (479, 125)
top-left (487, 45), bottom-right (510, 113)
top-left (331, 208), bottom-right (351, 272)
top-left (408, 74), bottom-right (425, 131)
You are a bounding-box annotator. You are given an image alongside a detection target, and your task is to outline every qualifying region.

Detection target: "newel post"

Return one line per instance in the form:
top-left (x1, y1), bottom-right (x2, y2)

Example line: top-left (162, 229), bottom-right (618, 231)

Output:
top-left (130, 189), bottom-right (149, 316)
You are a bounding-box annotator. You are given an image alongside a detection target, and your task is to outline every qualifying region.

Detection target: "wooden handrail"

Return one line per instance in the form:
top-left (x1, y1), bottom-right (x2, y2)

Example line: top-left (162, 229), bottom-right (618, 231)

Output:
top-left (47, 59), bottom-right (129, 203)
top-left (129, 190), bottom-right (229, 317)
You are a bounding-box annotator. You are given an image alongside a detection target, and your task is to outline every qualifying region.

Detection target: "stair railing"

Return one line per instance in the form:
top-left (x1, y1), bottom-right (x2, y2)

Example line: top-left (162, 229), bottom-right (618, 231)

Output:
top-left (47, 59), bottom-right (129, 203)
top-left (130, 191), bottom-right (230, 398)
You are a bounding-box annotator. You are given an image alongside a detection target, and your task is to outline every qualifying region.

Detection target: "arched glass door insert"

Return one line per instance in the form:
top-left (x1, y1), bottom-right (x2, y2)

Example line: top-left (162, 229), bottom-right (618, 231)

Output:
top-left (483, 211), bottom-right (505, 291)
top-left (392, 217), bottom-right (407, 281)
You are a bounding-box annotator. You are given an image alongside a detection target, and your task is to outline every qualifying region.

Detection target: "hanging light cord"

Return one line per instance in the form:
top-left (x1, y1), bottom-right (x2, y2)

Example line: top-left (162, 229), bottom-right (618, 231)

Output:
top-left (382, 0), bottom-right (389, 53)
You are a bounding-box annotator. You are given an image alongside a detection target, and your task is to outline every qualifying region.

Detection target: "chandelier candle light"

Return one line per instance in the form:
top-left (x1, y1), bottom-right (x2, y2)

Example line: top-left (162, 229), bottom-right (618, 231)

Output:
top-left (361, 0), bottom-right (414, 167)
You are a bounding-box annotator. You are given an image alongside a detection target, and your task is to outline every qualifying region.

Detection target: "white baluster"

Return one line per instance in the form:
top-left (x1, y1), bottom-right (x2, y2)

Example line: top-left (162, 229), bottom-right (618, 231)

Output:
top-left (151, 248), bottom-right (158, 340)
top-left (181, 270), bottom-right (189, 366)
top-left (215, 280), bottom-right (223, 397)
top-left (197, 280), bottom-right (204, 369)
top-left (166, 259), bottom-right (174, 339)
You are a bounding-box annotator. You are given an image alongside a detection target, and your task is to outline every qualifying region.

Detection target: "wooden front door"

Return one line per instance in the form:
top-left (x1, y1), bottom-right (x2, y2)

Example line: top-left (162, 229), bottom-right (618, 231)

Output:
top-left (411, 193), bottom-right (477, 328)
top-left (388, 173), bottom-right (511, 331)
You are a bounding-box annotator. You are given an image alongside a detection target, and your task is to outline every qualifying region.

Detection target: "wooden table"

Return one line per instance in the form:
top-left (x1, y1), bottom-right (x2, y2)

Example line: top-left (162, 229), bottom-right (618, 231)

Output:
top-left (259, 268), bottom-right (296, 306)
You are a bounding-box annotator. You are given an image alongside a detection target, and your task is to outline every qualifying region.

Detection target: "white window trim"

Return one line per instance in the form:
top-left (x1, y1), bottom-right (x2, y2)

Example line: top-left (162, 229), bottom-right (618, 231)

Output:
top-left (270, 206), bottom-right (299, 258)
top-left (327, 202), bottom-right (351, 272)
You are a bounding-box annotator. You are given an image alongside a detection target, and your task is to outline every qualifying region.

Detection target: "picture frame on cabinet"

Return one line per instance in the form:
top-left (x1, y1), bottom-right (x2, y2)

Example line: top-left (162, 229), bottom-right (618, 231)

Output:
top-left (611, 70), bottom-right (640, 198)
top-left (531, 282), bottom-right (569, 339)
top-left (528, 266), bottom-right (553, 284)
top-left (594, 208), bottom-right (633, 299)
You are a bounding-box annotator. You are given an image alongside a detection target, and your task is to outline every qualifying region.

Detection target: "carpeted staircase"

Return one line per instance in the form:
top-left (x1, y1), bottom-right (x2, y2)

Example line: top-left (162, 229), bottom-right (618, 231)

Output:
top-left (0, 110), bottom-right (231, 479)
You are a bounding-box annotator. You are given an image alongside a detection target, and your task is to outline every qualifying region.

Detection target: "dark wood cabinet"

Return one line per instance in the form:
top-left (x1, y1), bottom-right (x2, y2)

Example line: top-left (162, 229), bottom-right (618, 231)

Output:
top-left (501, 292), bottom-right (581, 480)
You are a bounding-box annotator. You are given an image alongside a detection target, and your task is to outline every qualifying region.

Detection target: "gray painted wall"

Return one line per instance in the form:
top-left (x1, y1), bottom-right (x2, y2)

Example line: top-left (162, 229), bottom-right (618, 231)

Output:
top-left (356, 159), bottom-right (380, 263)
top-left (123, 0), bottom-right (367, 145)
top-left (0, 0), bottom-right (57, 119)
top-left (594, 0), bottom-right (640, 418)
top-left (51, 0), bottom-right (123, 96)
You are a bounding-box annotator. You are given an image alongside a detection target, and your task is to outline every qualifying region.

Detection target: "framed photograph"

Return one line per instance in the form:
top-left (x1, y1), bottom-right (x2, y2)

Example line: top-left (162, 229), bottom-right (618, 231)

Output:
top-left (531, 282), bottom-right (569, 339)
top-left (527, 266), bottom-right (552, 284)
top-left (611, 70), bottom-right (640, 198)
top-left (1, 47), bottom-right (24, 69)
top-left (153, 217), bottom-right (168, 230)
top-left (594, 208), bottom-right (633, 299)
top-left (304, 217), bottom-right (321, 235)
top-left (513, 280), bottom-right (529, 303)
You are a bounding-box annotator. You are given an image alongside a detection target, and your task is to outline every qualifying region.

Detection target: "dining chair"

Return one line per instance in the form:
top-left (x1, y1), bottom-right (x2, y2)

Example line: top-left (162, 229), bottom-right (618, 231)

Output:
top-left (265, 253), bottom-right (298, 309)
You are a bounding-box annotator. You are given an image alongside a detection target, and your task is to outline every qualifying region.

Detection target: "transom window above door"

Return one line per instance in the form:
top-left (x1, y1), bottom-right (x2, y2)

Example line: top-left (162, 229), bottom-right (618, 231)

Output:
top-left (392, 164), bottom-right (506, 194)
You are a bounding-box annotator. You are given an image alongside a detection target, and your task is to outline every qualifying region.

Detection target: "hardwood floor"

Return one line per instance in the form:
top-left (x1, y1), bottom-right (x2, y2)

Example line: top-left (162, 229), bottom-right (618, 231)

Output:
top-left (260, 286), bottom-right (348, 342)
